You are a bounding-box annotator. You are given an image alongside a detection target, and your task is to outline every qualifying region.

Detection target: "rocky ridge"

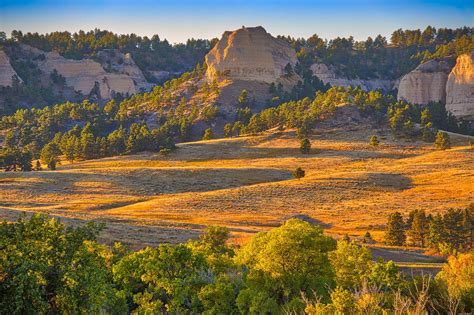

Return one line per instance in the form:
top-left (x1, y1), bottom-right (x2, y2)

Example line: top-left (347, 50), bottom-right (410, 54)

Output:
top-left (446, 53), bottom-right (474, 121)
top-left (205, 26), bottom-right (299, 84)
top-left (19, 44), bottom-right (149, 99)
top-left (397, 59), bottom-right (453, 105)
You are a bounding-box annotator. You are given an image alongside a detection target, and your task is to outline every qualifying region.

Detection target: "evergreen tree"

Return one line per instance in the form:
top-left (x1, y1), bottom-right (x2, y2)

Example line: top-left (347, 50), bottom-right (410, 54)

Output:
top-left (202, 128), bottom-right (214, 140)
top-left (407, 210), bottom-right (429, 247)
top-left (238, 89), bottom-right (249, 107)
top-left (385, 212), bottom-right (406, 246)
top-left (434, 131), bottom-right (451, 150)
top-left (300, 138), bottom-right (311, 154)
top-left (369, 135), bottom-right (380, 146)
top-left (223, 123), bottom-right (233, 138)
top-left (18, 151), bottom-right (33, 171)
top-left (40, 142), bottom-right (61, 170)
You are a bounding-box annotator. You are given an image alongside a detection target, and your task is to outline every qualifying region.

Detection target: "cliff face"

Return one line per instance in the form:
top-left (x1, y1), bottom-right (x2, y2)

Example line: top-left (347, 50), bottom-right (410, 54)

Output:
top-left (38, 51), bottom-right (138, 99)
top-left (446, 53), bottom-right (474, 121)
top-left (310, 63), bottom-right (394, 91)
top-left (0, 50), bottom-right (21, 87)
top-left (18, 44), bottom-right (148, 99)
top-left (96, 50), bottom-right (150, 91)
top-left (205, 26), bottom-right (299, 84)
top-left (397, 59), bottom-right (452, 105)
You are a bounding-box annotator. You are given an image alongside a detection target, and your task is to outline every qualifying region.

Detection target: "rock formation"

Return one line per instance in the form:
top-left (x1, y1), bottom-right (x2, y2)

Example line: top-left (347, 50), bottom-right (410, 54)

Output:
top-left (18, 44), bottom-right (148, 99)
top-left (397, 59), bottom-right (452, 105)
top-left (0, 50), bottom-right (21, 87)
top-left (446, 53), bottom-right (474, 121)
top-left (205, 26), bottom-right (299, 84)
top-left (39, 50), bottom-right (139, 99)
top-left (96, 49), bottom-right (150, 91)
top-left (310, 63), bottom-right (394, 91)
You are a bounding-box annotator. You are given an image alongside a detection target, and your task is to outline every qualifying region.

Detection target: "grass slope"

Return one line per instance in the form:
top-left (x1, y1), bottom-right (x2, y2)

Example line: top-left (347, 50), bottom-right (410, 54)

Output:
top-left (1, 123), bottom-right (473, 251)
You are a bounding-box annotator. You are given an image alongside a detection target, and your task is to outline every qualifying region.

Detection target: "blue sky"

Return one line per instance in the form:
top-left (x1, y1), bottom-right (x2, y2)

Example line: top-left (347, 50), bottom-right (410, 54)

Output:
top-left (1, 1), bottom-right (473, 43)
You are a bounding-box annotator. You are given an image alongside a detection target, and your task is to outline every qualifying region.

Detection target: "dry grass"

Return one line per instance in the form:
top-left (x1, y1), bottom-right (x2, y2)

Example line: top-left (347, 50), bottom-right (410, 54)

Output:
top-left (1, 123), bottom-right (473, 250)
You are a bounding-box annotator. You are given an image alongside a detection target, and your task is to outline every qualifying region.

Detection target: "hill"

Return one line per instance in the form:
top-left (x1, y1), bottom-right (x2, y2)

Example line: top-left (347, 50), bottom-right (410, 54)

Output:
top-left (1, 121), bottom-right (472, 248)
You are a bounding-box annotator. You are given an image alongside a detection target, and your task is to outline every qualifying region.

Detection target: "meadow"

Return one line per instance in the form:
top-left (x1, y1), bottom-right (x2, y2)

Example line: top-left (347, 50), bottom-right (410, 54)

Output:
top-left (1, 121), bottom-right (472, 257)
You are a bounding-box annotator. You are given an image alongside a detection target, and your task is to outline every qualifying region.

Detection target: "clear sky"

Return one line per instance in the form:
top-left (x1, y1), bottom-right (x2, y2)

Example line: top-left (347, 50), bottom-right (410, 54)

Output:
top-left (1, 0), bottom-right (473, 43)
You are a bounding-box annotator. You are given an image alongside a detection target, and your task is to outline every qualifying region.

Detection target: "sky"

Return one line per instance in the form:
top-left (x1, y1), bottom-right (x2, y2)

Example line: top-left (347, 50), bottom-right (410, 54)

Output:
top-left (1, 0), bottom-right (473, 44)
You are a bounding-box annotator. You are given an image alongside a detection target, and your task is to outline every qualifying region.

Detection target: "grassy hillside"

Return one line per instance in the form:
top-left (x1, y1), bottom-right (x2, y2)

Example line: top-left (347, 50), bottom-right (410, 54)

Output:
top-left (1, 122), bottom-right (472, 249)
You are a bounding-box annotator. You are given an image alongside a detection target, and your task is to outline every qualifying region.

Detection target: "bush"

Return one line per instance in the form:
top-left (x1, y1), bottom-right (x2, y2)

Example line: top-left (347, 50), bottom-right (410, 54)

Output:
top-left (293, 167), bottom-right (305, 179)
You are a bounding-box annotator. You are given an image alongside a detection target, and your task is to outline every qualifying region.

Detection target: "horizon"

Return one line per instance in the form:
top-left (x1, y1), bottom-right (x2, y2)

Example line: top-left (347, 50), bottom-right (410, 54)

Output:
top-left (1, 0), bottom-right (473, 44)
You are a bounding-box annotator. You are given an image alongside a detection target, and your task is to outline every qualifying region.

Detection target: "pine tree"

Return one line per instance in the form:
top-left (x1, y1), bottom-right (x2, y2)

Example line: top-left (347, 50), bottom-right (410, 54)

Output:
top-left (202, 128), bottom-right (214, 140)
top-left (369, 135), bottom-right (380, 146)
top-left (223, 123), bottom-right (233, 138)
top-left (18, 151), bottom-right (33, 171)
top-left (40, 142), bottom-right (61, 170)
top-left (300, 138), bottom-right (311, 154)
top-left (434, 131), bottom-right (451, 150)
top-left (385, 212), bottom-right (406, 246)
top-left (427, 214), bottom-right (444, 249)
top-left (407, 210), bottom-right (429, 247)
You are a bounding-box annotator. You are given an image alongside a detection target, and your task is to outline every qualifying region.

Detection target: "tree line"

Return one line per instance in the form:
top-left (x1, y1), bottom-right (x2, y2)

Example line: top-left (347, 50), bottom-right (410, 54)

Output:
top-left (385, 205), bottom-right (473, 255)
top-left (1, 215), bottom-right (472, 314)
top-left (282, 26), bottom-right (473, 80)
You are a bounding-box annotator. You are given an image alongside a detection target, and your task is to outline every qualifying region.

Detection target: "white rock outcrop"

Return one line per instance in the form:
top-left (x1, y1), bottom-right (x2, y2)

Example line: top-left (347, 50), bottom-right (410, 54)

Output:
top-left (0, 50), bottom-right (21, 87)
top-left (310, 63), bottom-right (394, 91)
top-left (397, 59), bottom-right (452, 105)
top-left (205, 26), bottom-right (299, 83)
top-left (446, 53), bottom-right (474, 121)
top-left (37, 51), bottom-right (138, 99)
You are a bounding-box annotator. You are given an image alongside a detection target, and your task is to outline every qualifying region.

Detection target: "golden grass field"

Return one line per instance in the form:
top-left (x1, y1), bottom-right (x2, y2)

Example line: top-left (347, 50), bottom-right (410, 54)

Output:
top-left (0, 122), bottom-right (473, 255)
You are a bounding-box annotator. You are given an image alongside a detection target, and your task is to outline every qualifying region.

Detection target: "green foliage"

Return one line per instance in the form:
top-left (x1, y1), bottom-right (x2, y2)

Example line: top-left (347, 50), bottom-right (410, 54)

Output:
top-left (330, 286), bottom-right (357, 313)
top-left (40, 141), bottom-right (61, 169)
top-left (0, 148), bottom-right (32, 171)
top-left (435, 253), bottom-right (474, 313)
top-left (113, 244), bottom-right (208, 313)
top-left (1, 214), bottom-right (472, 314)
top-left (236, 219), bottom-right (336, 308)
top-left (0, 214), bottom-right (121, 314)
top-left (293, 167), bottom-right (305, 179)
top-left (385, 212), bottom-right (406, 246)
top-left (434, 131), bottom-right (451, 150)
top-left (223, 123), bottom-right (233, 138)
top-left (202, 128), bottom-right (214, 140)
top-left (407, 209), bottom-right (429, 247)
top-left (329, 240), bottom-right (372, 289)
top-left (300, 138), bottom-right (311, 154)
top-left (369, 135), bottom-right (380, 146)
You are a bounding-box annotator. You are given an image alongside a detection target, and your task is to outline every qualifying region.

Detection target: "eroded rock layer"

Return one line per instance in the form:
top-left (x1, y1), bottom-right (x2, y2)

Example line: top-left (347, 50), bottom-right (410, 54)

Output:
top-left (205, 26), bottom-right (298, 83)
top-left (446, 53), bottom-right (474, 120)
top-left (0, 50), bottom-right (21, 87)
top-left (397, 59), bottom-right (452, 105)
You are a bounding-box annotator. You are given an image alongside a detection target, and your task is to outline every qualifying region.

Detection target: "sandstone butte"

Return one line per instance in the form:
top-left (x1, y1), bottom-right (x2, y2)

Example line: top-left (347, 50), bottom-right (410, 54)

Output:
top-left (397, 59), bottom-right (452, 105)
top-left (310, 63), bottom-right (395, 92)
top-left (446, 53), bottom-right (474, 121)
top-left (0, 50), bottom-right (21, 87)
top-left (205, 26), bottom-right (299, 84)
